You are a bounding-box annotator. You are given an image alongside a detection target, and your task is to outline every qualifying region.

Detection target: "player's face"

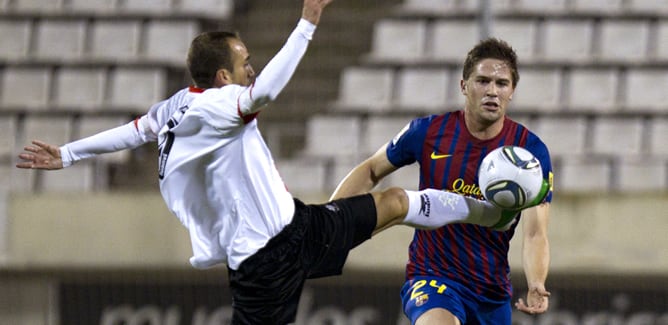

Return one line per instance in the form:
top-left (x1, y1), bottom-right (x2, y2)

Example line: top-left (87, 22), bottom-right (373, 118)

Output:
top-left (461, 58), bottom-right (515, 124)
top-left (226, 38), bottom-right (255, 86)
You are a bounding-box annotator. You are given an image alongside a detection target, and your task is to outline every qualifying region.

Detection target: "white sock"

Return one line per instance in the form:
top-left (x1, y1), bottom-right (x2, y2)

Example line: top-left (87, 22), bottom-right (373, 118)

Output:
top-left (402, 189), bottom-right (505, 229)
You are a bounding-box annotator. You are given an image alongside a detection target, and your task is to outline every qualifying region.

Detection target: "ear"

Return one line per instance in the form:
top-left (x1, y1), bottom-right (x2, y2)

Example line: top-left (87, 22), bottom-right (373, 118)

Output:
top-left (215, 68), bottom-right (232, 87)
top-left (460, 79), bottom-right (467, 95)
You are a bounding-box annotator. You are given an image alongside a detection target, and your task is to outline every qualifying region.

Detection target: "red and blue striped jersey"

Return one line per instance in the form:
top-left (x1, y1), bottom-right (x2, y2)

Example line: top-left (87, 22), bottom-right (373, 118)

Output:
top-left (386, 110), bottom-right (553, 300)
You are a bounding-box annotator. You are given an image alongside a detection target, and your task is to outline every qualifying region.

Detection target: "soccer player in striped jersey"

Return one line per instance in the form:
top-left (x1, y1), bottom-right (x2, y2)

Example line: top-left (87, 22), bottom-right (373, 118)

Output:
top-left (16, 1), bottom-right (539, 323)
top-left (331, 38), bottom-right (554, 324)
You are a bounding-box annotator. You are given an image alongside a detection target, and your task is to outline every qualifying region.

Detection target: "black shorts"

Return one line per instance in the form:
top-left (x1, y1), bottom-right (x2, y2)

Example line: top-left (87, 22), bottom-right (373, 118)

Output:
top-left (227, 194), bottom-right (377, 325)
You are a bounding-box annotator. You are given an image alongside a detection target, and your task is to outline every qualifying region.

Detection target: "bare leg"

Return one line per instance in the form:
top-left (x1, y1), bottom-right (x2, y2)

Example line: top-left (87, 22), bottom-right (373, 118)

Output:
top-left (416, 308), bottom-right (461, 325)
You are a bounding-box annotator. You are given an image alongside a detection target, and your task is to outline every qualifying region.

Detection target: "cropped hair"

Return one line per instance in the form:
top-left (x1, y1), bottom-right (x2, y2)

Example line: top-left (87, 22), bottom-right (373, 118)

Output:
top-left (187, 31), bottom-right (239, 88)
top-left (462, 38), bottom-right (519, 87)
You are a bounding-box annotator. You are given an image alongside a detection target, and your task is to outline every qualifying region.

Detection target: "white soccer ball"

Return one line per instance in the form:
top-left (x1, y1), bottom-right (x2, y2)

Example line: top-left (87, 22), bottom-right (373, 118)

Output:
top-left (478, 146), bottom-right (544, 210)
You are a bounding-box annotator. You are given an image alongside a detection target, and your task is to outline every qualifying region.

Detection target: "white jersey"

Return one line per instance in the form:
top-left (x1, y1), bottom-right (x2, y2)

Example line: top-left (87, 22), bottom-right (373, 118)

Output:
top-left (157, 86), bottom-right (295, 270)
top-left (59, 19), bottom-right (316, 270)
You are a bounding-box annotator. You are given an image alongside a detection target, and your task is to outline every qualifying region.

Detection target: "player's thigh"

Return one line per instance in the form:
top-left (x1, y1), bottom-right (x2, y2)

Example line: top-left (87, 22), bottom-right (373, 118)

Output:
top-left (415, 308), bottom-right (460, 325)
top-left (401, 277), bottom-right (465, 325)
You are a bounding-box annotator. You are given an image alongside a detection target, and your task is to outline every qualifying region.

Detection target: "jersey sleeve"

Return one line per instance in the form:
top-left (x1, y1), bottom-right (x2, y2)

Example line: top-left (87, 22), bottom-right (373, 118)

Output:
top-left (526, 133), bottom-right (554, 203)
top-left (59, 87), bottom-right (192, 167)
top-left (385, 118), bottom-right (427, 168)
top-left (236, 18), bottom-right (316, 116)
top-left (60, 120), bottom-right (145, 167)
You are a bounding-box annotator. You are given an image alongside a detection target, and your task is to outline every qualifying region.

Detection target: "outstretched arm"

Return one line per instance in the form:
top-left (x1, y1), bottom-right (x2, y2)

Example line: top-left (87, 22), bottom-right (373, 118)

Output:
top-left (16, 118), bottom-right (149, 169)
top-left (516, 203), bottom-right (551, 314)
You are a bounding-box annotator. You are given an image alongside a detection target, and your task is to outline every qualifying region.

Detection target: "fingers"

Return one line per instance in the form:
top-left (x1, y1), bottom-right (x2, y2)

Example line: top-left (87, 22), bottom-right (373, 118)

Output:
top-left (16, 161), bottom-right (34, 169)
top-left (515, 296), bottom-right (549, 315)
top-left (23, 145), bottom-right (41, 153)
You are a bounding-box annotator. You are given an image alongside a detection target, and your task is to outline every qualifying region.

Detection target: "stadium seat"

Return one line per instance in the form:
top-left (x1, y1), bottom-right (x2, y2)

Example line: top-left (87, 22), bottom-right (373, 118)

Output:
top-left (590, 117), bottom-right (644, 156)
top-left (624, 69), bottom-right (668, 112)
top-left (363, 117), bottom-right (411, 156)
top-left (0, 164), bottom-right (10, 193)
top-left (533, 116), bottom-right (588, 156)
top-left (118, 0), bottom-right (171, 14)
top-left (1, 161), bottom-right (37, 193)
top-left (559, 157), bottom-right (612, 192)
top-left (513, 0), bottom-right (568, 12)
top-left (0, 19), bottom-right (31, 60)
top-left (275, 157), bottom-right (328, 195)
top-left (176, 0), bottom-right (233, 19)
top-left (0, 115), bottom-right (17, 158)
top-left (567, 68), bottom-right (619, 112)
top-left (54, 68), bottom-right (107, 110)
top-left (508, 115), bottom-right (534, 129)
top-left (303, 115), bottom-right (362, 159)
top-left (369, 19), bottom-right (427, 62)
top-left (144, 20), bottom-right (200, 64)
top-left (493, 19), bottom-right (538, 61)
top-left (430, 20), bottom-right (479, 62)
top-left (107, 67), bottom-right (166, 112)
top-left (658, 21), bottom-right (668, 60)
top-left (39, 162), bottom-right (95, 192)
top-left (22, 115), bottom-right (73, 145)
top-left (12, 0), bottom-right (62, 12)
top-left (649, 117), bottom-right (668, 157)
top-left (90, 20), bottom-right (142, 61)
top-left (510, 68), bottom-right (562, 112)
top-left (0, 66), bottom-right (51, 110)
top-left (598, 20), bottom-right (649, 62)
top-left (626, 0), bottom-right (668, 13)
top-left (68, 0), bottom-right (116, 13)
top-left (385, 162), bottom-right (421, 190)
top-left (34, 19), bottom-right (87, 61)
top-left (400, 0), bottom-right (460, 13)
top-left (323, 158), bottom-right (353, 191)
top-left (77, 116), bottom-right (131, 164)
top-left (573, 0), bottom-right (623, 12)
top-left (335, 67), bottom-right (394, 111)
top-left (616, 157), bottom-right (666, 191)
top-left (542, 20), bottom-right (593, 62)
top-left (395, 68), bottom-right (449, 111)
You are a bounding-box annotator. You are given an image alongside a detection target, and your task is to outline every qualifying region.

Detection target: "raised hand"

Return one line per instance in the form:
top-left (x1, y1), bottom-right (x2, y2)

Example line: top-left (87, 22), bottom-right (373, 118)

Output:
top-left (302, 0), bottom-right (334, 25)
top-left (16, 140), bottom-right (64, 170)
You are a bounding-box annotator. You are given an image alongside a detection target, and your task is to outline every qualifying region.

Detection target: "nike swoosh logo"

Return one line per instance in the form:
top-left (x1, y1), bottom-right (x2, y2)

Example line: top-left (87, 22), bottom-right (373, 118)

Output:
top-left (430, 152), bottom-right (452, 159)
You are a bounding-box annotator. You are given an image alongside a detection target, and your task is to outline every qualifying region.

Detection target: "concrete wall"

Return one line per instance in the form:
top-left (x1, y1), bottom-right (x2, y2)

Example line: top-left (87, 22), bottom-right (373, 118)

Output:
top-left (0, 191), bottom-right (667, 325)
top-left (3, 191), bottom-right (667, 274)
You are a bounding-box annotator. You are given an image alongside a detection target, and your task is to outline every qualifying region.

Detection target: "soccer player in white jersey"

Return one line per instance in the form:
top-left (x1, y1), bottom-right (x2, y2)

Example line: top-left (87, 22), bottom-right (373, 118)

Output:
top-left (16, 0), bottom-right (538, 323)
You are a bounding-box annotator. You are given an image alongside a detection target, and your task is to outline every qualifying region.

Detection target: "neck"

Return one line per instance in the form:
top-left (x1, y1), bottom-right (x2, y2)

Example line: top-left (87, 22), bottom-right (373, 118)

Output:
top-left (464, 113), bottom-right (504, 140)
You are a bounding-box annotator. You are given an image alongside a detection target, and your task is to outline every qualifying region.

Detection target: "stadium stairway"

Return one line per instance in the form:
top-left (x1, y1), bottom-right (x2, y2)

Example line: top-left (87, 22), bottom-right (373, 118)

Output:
top-left (232, 0), bottom-right (402, 158)
top-left (108, 0), bottom-right (402, 190)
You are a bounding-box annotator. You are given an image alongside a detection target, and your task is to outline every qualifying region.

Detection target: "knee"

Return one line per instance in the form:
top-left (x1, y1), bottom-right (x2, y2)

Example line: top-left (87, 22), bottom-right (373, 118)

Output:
top-left (377, 187), bottom-right (409, 218)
